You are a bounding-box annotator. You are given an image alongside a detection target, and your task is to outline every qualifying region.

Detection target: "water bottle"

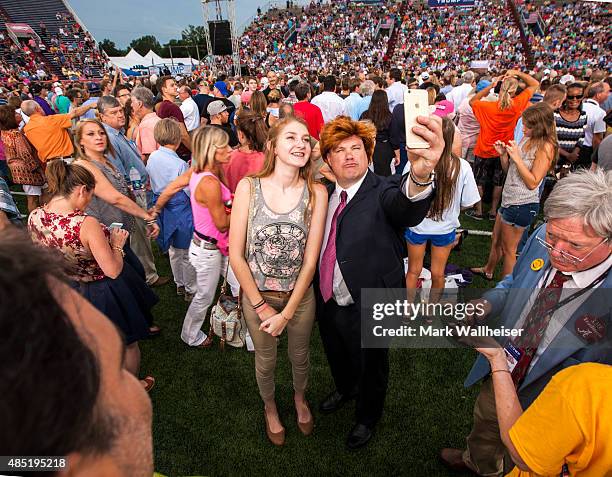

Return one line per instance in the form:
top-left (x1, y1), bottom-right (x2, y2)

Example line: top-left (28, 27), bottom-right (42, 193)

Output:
top-left (129, 166), bottom-right (142, 190)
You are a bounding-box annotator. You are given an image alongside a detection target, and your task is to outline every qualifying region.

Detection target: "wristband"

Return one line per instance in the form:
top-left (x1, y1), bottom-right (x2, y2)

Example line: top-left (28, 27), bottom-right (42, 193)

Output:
top-left (409, 171), bottom-right (435, 187)
top-left (252, 299), bottom-right (266, 309)
top-left (256, 303), bottom-right (270, 315)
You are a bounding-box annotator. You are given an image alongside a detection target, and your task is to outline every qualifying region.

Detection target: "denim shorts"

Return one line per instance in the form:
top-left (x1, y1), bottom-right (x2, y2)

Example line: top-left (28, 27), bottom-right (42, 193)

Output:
top-left (405, 229), bottom-right (456, 247)
top-left (499, 203), bottom-right (539, 228)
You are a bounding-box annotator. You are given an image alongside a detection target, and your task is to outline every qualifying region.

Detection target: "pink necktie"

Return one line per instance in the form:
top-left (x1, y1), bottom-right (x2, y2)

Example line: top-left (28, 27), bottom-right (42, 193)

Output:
top-left (320, 190), bottom-right (347, 302)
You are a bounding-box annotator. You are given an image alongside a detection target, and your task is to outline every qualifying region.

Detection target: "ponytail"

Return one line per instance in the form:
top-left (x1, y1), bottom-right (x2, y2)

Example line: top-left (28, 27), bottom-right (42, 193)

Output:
top-left (498, 77), bottom-right (519, 111)
top-left (236, 110), bottom-right (268, 152)
top-left (46, 160), bottom-right (95, 197)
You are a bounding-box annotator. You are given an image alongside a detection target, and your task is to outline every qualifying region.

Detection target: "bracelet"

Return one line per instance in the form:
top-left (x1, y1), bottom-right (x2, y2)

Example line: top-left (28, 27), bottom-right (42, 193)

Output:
top-left (280, 311), bottom-right (290, 321)
top-left (491, 369), bottom-right (511, 375)
top-left (111, 245), bottom-right (125, 257)
top-left (256, 303), bottom-right (270, 315)
top-left (252, 299), bottom-right (266, 309)
top-left (409, 171), bottom-right (435, 187)
top-left (146, 219), bottom-right (157, 226)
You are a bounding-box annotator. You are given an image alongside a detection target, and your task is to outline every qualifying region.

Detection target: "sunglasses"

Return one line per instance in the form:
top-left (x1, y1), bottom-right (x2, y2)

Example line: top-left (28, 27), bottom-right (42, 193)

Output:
top-left (566, 95), bottom-right (583, 100)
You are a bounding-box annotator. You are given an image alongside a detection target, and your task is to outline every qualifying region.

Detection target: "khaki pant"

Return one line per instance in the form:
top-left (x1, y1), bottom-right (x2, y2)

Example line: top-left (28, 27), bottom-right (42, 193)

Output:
top-left (462, 378), bottom-right (509, 477)
top-left (242, 286), bottom-right (316, 401)
top-left (130, 216), bottom-right (159, 285)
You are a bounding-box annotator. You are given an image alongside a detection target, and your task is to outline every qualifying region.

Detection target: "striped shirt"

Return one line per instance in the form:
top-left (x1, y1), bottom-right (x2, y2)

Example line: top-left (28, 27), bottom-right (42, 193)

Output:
top-left (554, 110), bottom-right (587, 153)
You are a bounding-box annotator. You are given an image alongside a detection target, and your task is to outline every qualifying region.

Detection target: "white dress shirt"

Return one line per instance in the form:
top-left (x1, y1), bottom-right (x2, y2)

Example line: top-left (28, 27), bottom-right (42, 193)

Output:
top-left (180, 96), bottom-right (200, 132)
top-left (320, 172), bottom-right (433, 305)
top-left (513, 252), bottom-right (612, 370)
top-left (446, 83), bottom-right (473, 109)
top-left (386, 81), bottom-right (408, 113)
top-left (311, 91), bottom-right (347, 123)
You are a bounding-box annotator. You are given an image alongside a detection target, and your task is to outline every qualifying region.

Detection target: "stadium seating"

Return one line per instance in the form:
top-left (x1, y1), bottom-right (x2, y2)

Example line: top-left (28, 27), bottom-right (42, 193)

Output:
top-left (0, 0), bottom-right (107, 79)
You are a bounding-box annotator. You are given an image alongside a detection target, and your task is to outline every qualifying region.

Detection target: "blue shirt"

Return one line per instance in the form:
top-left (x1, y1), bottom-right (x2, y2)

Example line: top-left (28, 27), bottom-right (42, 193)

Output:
top-left (103, 123), bottom-right (148, 183)
top-left (81, 98), bottom-right (98, 119)
top-left (355, 95), bottom-right (372, 120)
top-left (343, 92), bottom-right (363, 121)
top-left (145, 146), bottom-right (189, 195)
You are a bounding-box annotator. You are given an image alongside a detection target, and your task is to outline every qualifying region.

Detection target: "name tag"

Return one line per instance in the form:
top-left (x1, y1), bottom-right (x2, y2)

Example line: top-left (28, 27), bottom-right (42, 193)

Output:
top-left (503, 341), bottom-right (523, 373)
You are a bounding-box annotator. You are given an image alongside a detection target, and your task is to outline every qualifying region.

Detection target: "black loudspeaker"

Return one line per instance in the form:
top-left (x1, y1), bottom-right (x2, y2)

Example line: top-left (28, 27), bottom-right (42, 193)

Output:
top-left (208, 20), bottom-right (233, 55)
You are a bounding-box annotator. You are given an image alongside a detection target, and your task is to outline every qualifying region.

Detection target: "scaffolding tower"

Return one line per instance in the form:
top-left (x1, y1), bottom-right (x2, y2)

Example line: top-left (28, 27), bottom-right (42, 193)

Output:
top-left (201, 0), bottom-right (240, 75)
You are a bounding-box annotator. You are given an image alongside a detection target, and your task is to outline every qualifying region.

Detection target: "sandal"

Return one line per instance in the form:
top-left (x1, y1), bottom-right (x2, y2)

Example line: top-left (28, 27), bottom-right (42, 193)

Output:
top-left (148, 325), bottom-right (162, 337)
top-left (470, 267), bottom-right (494, 281)
top-left (141, 375), bottom-right (155, 392)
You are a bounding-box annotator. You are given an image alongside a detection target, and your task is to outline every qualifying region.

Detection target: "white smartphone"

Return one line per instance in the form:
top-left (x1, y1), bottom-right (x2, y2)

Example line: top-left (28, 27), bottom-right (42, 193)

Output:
top-left (109, 222), bottom-right (123, 229)
top-left (404, 89), bottom-right (430, 149)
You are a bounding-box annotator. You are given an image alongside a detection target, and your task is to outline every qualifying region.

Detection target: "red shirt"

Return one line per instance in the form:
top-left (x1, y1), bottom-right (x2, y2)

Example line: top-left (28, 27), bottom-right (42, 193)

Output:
top-left (293, 101), bottom-right (324, 140)
top-left (157, 100), bottom-right (190, 159)
top-left (223, 149), bottom-right (265, 193)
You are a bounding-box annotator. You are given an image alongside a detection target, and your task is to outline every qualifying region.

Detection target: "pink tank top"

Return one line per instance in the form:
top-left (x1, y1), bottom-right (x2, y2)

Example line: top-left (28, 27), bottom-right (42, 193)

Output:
top-left (189, 171), bottom-right (232, 255)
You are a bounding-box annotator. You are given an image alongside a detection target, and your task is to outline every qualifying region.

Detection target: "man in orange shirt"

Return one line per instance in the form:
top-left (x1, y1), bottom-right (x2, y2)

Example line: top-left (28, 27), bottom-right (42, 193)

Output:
top-left (469, 70), bottom-right (538, 219)
top-left (21, 99), bottom-right (97, 163)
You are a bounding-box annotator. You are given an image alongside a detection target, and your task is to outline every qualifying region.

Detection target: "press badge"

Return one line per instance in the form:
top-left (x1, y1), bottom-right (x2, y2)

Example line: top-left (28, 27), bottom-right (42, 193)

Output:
top-left (503, 341), bottom-right (523, 373)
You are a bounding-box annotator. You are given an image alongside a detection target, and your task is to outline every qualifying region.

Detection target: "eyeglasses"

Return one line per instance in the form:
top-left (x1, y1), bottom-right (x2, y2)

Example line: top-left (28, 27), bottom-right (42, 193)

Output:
top-left (537, 235), bottom-right (609, 264)
top-left (566, 95), bottom-right (583, 100)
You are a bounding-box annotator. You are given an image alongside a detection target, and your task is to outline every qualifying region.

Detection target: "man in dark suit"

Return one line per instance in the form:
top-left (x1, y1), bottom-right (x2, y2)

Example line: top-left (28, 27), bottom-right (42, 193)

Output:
top-left (316, 114), bottom-right (445, 449)
top-left (441, 169), bottom-right (612, 475)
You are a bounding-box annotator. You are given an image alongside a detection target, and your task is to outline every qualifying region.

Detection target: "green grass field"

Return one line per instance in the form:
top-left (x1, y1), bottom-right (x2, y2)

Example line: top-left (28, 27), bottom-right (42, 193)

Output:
top-left (140, 217), bottom-right (501, 477)
top-left (11, 189), bottom-right (501, 477)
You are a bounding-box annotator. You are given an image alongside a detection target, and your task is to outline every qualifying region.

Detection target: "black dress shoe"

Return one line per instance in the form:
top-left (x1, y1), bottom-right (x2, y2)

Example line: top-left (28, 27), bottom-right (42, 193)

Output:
top-left (346, 423), bottom-right (373, 450)
top-left (319, 390), bottom-right (355, 414)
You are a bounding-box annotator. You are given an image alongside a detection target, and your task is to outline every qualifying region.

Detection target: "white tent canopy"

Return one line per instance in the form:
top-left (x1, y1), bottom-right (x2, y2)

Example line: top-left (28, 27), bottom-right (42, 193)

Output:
top-left (108, 49), bottom-right (200, 70)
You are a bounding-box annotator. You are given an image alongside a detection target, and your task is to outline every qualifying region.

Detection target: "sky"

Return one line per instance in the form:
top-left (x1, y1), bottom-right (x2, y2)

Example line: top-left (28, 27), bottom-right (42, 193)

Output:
top-left (68, 0), bottom-right (306, 49)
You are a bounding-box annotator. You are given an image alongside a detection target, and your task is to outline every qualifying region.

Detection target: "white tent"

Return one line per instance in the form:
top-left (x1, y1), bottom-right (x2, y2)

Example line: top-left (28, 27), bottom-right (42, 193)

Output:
top-left (108, 49), bottom-right (200, 71)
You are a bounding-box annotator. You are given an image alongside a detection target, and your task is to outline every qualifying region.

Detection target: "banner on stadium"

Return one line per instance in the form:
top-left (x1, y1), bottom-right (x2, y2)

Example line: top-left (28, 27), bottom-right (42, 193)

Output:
top-left (428, 0), bottom-right (475, 7)
top-left (5, 23), bottom-right (38, 38)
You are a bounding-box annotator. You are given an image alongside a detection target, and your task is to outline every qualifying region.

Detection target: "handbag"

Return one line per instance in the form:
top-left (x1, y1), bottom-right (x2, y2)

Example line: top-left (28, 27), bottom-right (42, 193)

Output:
top-left (208, 177), bottom-right (256, 350)
top-left (209, 273), bottom-right (247, 349)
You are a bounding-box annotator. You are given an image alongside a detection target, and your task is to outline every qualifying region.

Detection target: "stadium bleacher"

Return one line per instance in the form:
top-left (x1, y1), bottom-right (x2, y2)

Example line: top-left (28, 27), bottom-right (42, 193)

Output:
top-left (0, 0), bottom-right (107, 80)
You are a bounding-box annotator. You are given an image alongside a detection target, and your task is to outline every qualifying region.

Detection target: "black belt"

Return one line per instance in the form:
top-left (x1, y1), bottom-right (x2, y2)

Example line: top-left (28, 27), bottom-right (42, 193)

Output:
top-left (194, 230), bottom-right (218, 244)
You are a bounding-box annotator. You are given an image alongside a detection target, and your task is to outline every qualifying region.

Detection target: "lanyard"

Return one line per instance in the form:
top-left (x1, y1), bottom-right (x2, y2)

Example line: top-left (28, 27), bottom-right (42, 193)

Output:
top-left (537, 267), bottom-right (609, 317)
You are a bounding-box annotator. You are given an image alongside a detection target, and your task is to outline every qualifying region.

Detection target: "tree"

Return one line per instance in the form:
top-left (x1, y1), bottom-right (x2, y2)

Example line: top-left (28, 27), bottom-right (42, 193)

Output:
top-left (99, 38), bottom-right (124, 56)
top-left (129, 35), bottom-right (162, 56)
top-left (161, 39), bottom-right (191, 59)
top-left (181, 25), bottom-right (207, 46)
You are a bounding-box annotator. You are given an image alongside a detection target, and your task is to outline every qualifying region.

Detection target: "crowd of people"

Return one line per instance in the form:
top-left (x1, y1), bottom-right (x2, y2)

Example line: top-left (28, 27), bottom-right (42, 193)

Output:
top-left (240, 1), bottom-right (395, 74)
top-left (392, 0), bottom-right (526, 71)
top-left (0, 9), bottom-right (108, 87)
top-left (1, 1), bottom-right (612, 476)
top-left (523, 0), bottom-right (611, 71)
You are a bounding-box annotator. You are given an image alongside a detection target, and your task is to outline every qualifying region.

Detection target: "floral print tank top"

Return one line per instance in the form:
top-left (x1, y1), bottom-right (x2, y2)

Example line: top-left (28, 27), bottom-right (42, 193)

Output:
top-left (28, 208), bottom-right (109, 282)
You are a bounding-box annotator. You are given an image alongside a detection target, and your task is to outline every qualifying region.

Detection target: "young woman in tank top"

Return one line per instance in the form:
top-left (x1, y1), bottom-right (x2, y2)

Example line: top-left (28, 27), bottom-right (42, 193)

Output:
top-left (471, 102), bottom-right (558, 280)
top-left (229, 116), bottom-right (328, 446)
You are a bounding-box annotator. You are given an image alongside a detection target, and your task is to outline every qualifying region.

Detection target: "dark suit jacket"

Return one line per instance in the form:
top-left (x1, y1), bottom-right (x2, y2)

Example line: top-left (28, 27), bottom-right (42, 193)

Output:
top-left (316, 170), bottom-right (433, 306)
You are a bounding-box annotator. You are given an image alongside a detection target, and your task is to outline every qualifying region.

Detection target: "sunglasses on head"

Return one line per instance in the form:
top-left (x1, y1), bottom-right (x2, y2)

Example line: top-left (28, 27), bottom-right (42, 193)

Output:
top-left (566, 95), bottom-right (583, 100)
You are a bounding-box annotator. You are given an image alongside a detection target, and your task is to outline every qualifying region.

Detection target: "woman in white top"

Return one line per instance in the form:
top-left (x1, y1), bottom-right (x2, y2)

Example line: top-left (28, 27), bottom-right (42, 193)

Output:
top-left (405, 117), bottom-right (480, 293)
